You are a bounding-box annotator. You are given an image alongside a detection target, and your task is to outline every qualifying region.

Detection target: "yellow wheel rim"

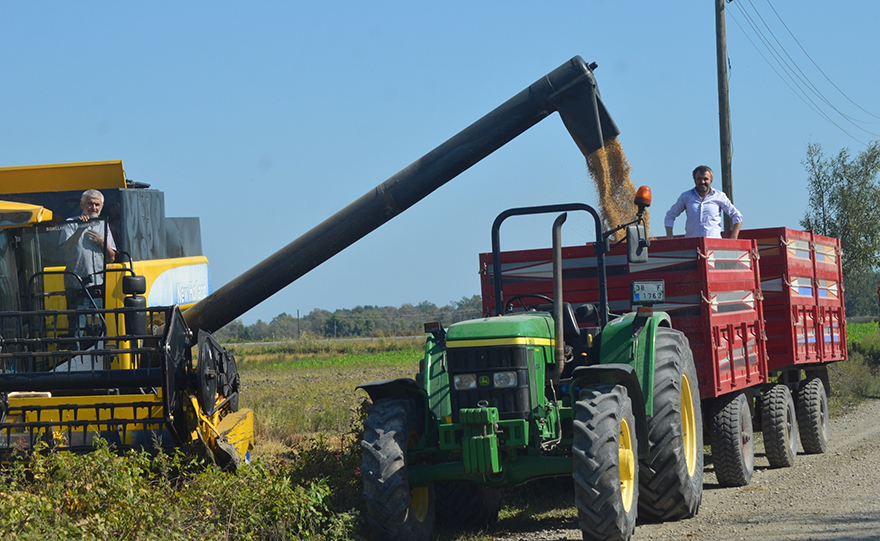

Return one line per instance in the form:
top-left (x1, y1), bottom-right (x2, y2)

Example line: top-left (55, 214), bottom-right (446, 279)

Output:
top-left (619, 417), bottom-right (636, 512)
top-left (681, 373), bottom-right (698, 477)
top-left (411, 486), bottom-right (430, 523)
top-left (407, 431), bottom-right (430, 523)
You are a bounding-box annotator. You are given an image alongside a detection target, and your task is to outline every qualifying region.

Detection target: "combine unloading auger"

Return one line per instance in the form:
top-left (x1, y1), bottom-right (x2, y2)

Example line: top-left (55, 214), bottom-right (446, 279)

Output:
top-left (183, 56), bottom-right (619, 335)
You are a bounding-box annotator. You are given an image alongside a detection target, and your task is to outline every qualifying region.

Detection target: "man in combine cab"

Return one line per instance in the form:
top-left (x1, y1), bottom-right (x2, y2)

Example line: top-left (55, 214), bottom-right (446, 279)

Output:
top-left (60, 189), bottom-right (117, 319)
top-left (664, 165), bottom-right (743, 239)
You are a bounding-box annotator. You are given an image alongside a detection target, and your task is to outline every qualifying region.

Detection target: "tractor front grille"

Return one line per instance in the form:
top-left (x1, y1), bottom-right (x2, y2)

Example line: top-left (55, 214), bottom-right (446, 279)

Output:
top-left (447, 345), bottom-right (533, 423)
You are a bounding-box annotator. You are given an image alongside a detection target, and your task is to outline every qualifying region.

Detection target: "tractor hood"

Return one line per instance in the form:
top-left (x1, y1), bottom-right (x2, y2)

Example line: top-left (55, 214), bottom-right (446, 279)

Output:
top-left (446, 313), bottom-right (556, 346)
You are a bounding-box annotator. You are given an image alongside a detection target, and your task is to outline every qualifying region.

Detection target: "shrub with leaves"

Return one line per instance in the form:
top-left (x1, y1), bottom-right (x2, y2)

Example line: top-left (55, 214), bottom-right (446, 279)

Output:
top-left (0, 439), bottom-right (355, 540)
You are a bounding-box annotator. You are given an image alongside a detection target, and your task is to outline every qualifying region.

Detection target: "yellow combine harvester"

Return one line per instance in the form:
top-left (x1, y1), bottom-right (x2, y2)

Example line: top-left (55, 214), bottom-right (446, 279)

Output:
top-left (0, 161), bottom-right (252, 467)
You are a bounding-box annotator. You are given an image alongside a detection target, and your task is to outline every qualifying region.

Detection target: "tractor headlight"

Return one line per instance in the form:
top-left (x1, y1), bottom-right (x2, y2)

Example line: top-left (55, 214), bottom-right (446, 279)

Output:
top-left (453, 374), bottom-right (477, 390)
top-left (493, 371), bottom-right (518, 389)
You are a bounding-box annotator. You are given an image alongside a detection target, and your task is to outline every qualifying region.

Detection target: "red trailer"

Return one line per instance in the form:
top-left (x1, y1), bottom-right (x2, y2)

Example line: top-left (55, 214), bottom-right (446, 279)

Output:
top-left (738, 228), bottom-right (844, 459)
top-left (479, 227), bottom-right (845, 486)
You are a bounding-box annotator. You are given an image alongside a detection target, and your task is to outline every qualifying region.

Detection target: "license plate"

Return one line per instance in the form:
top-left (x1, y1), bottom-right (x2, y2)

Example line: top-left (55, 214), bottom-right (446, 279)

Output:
top-left (631, 280), bottom-right (665, 305)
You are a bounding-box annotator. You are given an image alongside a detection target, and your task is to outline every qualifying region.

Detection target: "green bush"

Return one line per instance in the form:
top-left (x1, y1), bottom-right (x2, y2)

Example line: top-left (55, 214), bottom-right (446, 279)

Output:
top-left (846, 322), bottom-right (879, 348)
top-left (850, 327), bottom-right (880, 370)
top-left (0, 440), bottom-right (355, 540)
top-left (827, 322), bottom-right (880, 411)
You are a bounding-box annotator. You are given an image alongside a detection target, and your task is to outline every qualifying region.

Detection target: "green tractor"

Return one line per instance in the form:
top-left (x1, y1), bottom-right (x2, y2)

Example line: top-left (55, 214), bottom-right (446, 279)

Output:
top-left (358, 191), bottom-right (704, 540)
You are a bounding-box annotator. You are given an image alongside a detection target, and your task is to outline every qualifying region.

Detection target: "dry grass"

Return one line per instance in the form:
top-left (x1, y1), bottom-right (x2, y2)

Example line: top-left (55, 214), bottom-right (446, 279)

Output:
top-left (236, 346), bottom-right (421, 455)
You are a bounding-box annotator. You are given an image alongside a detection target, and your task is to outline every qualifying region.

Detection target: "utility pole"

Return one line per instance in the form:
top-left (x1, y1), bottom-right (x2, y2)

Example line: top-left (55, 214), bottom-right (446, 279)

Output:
top-left (715, 0), bottom-right (734, 231)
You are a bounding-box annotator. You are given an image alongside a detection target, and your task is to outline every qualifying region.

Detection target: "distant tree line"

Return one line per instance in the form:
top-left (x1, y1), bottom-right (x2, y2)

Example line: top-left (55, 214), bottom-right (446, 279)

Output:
top-left (214, 295), bottom-right (484, 341)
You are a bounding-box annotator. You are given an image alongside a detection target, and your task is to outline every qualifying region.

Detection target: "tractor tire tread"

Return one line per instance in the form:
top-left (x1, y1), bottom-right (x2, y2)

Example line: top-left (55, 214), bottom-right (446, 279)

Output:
top-left (638, 327), bottom-right (704, 522)
top-left (361, 398), bottom-right (434, 541)
top-left (435, 482), bottom-right (503, 530)
top-left (573, 384), bottom-right (638, 541)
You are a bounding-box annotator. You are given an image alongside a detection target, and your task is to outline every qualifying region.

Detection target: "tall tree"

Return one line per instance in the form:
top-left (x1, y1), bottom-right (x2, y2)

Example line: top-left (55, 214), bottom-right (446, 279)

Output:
top-left (801, 141), bottom-right (880, 315)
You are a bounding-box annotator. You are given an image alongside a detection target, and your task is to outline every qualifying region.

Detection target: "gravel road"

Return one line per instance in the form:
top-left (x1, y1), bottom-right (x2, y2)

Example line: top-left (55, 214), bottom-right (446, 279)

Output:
top-left (498, 398), bottom-right (880, 541)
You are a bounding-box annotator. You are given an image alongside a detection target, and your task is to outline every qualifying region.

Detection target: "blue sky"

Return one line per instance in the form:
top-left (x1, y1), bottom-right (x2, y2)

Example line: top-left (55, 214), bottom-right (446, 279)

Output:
top-left (3, 3), bottom-right (878, 324)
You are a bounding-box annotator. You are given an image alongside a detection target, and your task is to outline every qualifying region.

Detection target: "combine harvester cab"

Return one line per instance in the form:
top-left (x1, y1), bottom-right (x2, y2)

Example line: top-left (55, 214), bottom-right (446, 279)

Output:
top-left (359, 192), bottom-right (705, 541)
top-left (485, 227), bottom-right (847, 488)
top-left (0, 161), bottom-right (252, 468)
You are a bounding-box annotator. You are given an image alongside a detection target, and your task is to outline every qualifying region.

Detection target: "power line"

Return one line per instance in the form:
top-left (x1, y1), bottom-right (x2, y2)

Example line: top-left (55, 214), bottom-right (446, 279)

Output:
top-left (740, 0), bottom-right (880, 137)
top-left (763, 0), bottom-right (880, 121)
top-left (726, 6), bottom-right (867, 145)
top-left (726, 0), bottom-right (877, 144)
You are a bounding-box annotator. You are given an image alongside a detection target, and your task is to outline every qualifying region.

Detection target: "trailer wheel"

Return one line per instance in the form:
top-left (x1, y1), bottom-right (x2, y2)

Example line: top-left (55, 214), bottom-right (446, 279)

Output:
top-left (760, 384), bottom-right (798, 468)
top-left (711, 391), bottom-right (754, 487)
top-left (361, 398), bottom-right (434, 541)
top-left (435, 482), bottom-right (503, 530)
top-left (573, 384), bottom-right (638, 541)
top-left (796, 377), bottom-right (829, 454)
top-left (638, 328), bottom-right (703, 522)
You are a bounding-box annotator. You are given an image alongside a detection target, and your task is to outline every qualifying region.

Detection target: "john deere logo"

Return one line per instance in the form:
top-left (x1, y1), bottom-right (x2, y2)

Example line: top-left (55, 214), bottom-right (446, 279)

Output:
top-left (478, 375), bottom-right (491, 387)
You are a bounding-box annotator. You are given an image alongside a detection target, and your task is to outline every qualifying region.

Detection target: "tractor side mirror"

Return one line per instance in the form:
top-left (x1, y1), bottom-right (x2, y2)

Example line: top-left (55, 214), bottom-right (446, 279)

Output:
top-left (626, 224), bottom-right (649, 263)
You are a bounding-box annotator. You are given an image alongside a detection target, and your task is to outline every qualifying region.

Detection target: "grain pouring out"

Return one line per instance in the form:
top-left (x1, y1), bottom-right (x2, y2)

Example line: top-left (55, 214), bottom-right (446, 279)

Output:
top-left (586, 137), bottom-right (650, 239)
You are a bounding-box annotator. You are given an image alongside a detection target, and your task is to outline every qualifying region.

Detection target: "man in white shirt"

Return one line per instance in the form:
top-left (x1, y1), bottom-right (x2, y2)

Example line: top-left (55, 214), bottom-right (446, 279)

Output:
top-left (59, 188), bottom-right (118, 345)
top-left (60, 189), bottom-right (117, 290)
top-left (664, 165), bottom-right (743, 239)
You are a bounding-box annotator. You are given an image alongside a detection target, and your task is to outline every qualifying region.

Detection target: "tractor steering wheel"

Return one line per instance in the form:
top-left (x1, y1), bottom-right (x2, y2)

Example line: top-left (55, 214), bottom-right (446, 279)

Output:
top-left (504, 294), bottom-right (554, 314)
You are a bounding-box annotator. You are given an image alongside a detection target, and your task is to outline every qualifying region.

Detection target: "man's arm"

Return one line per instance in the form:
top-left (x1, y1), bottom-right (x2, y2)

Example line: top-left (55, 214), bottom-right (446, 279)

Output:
top-left (718, 193), bottom-right (744, 239)
top-left (664, 192), bottom-right (687, 237)
top-left (104, 242), bottom-right (116, 264)
top-left (731, 221), bottom-right (742, 239)
top-left (105, 226), bottom-right (117, 263)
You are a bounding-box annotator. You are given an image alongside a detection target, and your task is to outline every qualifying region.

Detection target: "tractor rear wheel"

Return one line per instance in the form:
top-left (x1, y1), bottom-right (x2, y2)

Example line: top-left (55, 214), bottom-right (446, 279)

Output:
top-left (435, 482), bottom-right (503, 530)
top-left (361, 398), bottom-right (434, 541)
top-left (760, 384), bottom-right (798, 468)
top-left (573, 384), bottom-right (638, 541)
top-left (796, 377), bottom-right (830, 454)
top-left (638, 327), bottom-right (703, 522)
top-left (711, 391), bottom-right (754, 487)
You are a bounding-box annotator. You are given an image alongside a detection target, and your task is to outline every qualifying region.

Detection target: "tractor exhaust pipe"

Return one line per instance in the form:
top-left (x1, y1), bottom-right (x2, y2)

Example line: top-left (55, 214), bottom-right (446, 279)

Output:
top-left (183, 56), bottom-right (619, 336)
top-left (550, 212), bottom-right (567, 382)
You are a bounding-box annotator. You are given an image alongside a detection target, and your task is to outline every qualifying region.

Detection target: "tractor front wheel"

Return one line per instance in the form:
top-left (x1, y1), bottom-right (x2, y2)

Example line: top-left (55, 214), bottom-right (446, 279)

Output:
top-left (638, 327), bottom-right (703, 522)
top-left (573, 384), bottom-right (638, 541)
top-left (711, 391), bottom-right (755, 487)
top-left (796, 377), bottom-right (830, 454)
top-left (361, 398), bottom-right (435, 541)
top-left (760, 384), bottom-right (798, 468)
top-left (435, 482), bottom-right (503, 531)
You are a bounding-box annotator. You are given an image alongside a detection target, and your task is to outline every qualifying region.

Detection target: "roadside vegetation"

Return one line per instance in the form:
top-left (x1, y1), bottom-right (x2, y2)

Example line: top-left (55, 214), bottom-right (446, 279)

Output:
top-left (3, 326), bottom-right (879, 539)
top-left (831, 322), bottom-right (880, 412)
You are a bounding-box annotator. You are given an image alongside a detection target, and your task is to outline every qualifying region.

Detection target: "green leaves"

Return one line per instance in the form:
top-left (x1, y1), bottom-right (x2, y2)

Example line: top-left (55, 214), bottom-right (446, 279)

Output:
top-left (802, 141), bottom-right (880, 315)
top-left (0, 445), bottom-right (354, 540)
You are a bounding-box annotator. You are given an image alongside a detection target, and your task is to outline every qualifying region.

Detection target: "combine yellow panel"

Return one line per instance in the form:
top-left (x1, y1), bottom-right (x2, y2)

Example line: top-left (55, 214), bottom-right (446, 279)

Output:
top-left (0, 200), bottom-right (53, 228)
top-left (105, 256), bottom-right (212, 311)
top-left (0, 161), bottom-right (127, 195)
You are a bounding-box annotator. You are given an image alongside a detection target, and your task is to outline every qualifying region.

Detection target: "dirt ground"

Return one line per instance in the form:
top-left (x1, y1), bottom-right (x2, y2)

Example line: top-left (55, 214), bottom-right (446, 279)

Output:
top-left (497, 398), bottom-right (880, 541)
